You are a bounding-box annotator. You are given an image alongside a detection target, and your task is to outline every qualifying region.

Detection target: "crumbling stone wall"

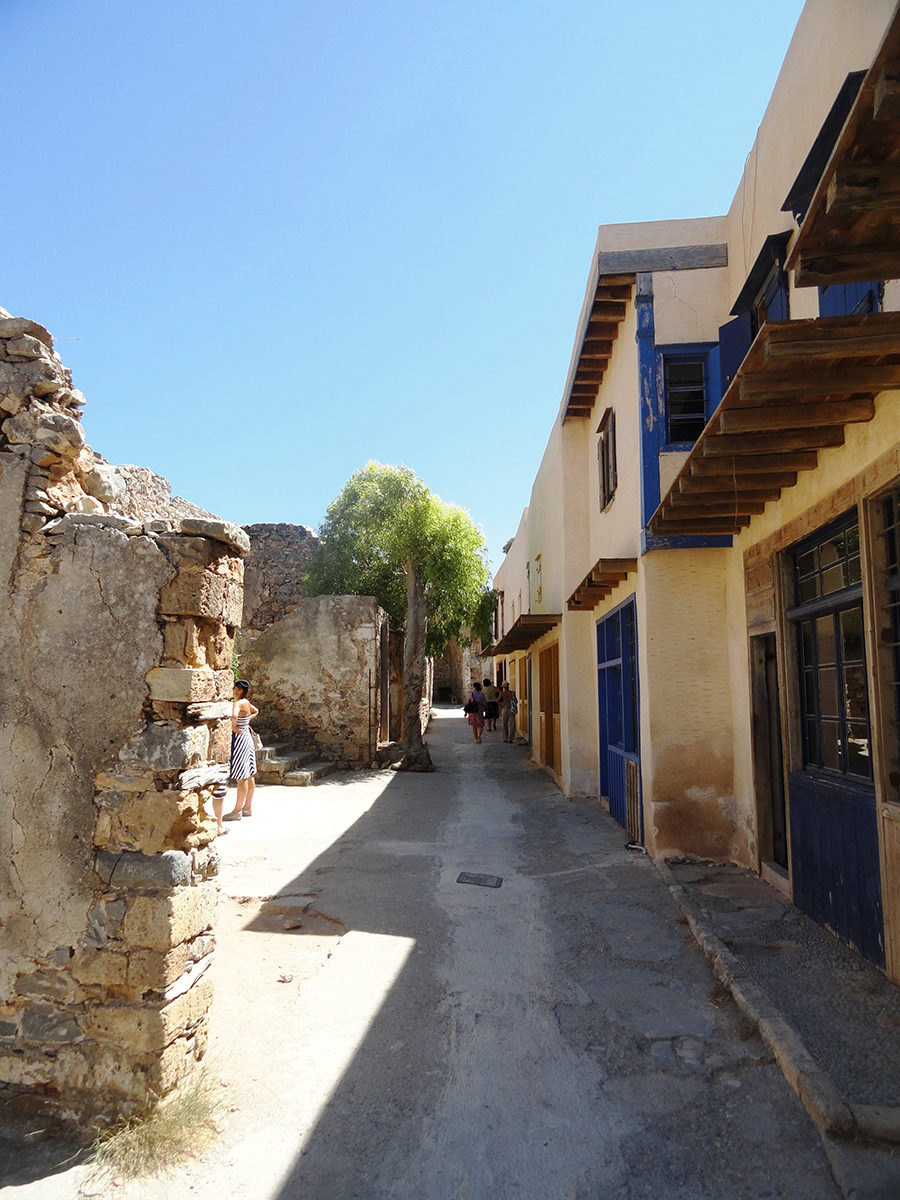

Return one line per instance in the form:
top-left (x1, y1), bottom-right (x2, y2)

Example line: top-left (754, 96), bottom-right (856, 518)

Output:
top-left (433, 635), bottom-right (492, 704)
top-left (240, 595), bottom-right (388, 766)
top-left (239, 522), bottom-right (319, 640)
top-left (82, 454), bottom-right (217, 526)
top-left (0, 311), bottom-right (247, 1126)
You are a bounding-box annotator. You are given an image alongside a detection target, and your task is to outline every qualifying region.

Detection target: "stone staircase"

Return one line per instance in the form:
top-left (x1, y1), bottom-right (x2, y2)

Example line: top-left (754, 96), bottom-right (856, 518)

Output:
top-left (256, 740), bottom-right (336, 787)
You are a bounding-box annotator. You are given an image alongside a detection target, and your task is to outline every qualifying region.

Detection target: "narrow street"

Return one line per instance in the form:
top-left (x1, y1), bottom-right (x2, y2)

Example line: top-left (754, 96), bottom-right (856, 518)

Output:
top-left (9, 709), bottom-right (838, 1199)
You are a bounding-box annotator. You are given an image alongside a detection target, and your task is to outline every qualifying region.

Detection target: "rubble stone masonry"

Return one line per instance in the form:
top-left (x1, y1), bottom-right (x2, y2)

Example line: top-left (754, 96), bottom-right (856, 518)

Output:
top-left (0, 310), bottom-right (247, 1127)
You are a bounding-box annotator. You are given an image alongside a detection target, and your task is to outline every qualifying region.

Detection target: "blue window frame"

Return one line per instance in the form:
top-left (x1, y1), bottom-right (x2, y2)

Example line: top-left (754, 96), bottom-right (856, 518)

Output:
top-left (657, 345), bottom-right (716, 448)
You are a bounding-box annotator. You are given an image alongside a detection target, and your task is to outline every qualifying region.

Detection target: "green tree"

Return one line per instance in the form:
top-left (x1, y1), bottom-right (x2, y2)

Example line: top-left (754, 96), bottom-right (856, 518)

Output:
top-left (305, 462), bottom-right (493, 770)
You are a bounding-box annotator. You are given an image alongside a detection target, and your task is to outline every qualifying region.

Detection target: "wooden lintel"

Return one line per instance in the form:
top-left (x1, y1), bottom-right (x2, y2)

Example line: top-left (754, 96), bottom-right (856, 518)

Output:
top-left (703, 428), bottom-right (844, 456)
top-left (740, 364), bottom-right (900, 399)
top-left (720, 398), bottom-right (876, 434)
top-left (827, 167), bottom-right (900, 213)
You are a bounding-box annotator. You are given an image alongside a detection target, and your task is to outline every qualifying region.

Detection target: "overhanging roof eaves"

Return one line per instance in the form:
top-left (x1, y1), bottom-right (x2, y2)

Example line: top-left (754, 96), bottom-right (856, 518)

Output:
top-left (648, 311), bottom-right (900, 538)
top-left (786, 4), bottom-right (900, 286)
top-left (567, 558), bottom-right (638, 611)
top-left (490, 614), bottom-right (561, 656)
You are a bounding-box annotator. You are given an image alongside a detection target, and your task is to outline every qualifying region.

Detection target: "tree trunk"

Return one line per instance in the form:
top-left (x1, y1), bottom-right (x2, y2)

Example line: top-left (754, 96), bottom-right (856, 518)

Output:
top-left (395, 560), bottom-right (433, 771)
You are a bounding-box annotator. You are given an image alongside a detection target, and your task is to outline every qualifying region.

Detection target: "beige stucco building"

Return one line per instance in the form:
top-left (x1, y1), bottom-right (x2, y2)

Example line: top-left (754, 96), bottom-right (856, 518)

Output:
top-left (492, 0), bottom-right (900, 981)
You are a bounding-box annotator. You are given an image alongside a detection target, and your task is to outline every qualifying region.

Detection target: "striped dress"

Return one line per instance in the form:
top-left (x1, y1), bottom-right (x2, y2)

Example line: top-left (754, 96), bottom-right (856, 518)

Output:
top-left (230, 715), bottom-right (257, 781)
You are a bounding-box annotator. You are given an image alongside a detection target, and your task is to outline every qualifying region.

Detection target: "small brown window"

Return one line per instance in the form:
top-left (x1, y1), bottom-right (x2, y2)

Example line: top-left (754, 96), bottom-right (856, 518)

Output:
top-left (597, 408), bottom-right (617, 510)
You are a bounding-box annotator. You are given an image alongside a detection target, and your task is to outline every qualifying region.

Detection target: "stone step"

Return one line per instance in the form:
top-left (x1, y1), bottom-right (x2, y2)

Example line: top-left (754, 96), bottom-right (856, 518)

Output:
top-left (281, 761), bottom-right (336, 787)
top-left (256, 741), bottom-right (293, 764)
top-left (256, 749), bottom-right (319, 781)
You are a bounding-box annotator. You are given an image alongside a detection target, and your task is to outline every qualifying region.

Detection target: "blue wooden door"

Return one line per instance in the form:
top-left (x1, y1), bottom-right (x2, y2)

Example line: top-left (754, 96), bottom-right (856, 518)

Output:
top-left (597, 599), bottom-right (642, 842)
top-left (787, 517), bottom-right (885, 966)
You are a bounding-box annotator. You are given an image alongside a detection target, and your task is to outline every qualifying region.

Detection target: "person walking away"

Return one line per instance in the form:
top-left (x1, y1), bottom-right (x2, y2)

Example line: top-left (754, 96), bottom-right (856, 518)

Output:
top-left (466, 681), bottom-right (487, 744)
top-left (482, 678), bottom-right (500, 732)
top-left (499, 680), bottom-right (518, 743)
top-left (224, 679), bottom-right (259, 820)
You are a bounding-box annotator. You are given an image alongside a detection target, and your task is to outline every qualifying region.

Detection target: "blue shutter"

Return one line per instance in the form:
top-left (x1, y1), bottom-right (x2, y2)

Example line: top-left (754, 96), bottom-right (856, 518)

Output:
top-left (718, 311), bottom-right (753, 395)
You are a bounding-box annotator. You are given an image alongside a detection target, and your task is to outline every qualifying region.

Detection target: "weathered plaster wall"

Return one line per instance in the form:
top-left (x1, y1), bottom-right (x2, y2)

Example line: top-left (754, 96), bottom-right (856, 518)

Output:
top-left (0, 311), bottom-right (247, 1126)
top-left (239, 595), bottom-right (388, 767)
top-left (638, 549), bottom-right (743, 862)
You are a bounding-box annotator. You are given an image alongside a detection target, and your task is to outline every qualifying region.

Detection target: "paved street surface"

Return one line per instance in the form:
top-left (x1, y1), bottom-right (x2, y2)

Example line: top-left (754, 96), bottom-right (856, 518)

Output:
top-left (5, 708), bottom-right (841, 1199)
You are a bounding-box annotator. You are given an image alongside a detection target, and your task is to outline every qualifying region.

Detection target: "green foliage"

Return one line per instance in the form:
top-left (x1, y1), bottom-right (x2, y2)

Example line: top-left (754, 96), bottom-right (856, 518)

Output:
top-left (305, 461), bottom-right (492, 656)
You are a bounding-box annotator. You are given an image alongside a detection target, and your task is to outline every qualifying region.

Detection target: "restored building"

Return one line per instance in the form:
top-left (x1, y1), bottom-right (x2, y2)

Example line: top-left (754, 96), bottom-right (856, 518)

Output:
top-left (492, 0), bottom-right (900, 980)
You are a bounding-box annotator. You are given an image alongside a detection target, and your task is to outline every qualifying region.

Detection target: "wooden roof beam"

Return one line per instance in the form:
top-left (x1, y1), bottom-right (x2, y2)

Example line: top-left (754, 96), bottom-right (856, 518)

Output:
top-left (692, 451), bottom-right (820, 474)
top-left (654, 517), bottom-right (749, 534)
top-left (719, 398), bottom-right (875, 434)
top-left (740, 364), bottom-right (900, 398)
top-left (703, 428), bottom-right (844, 457)
top-left (792, 247), bottom-right (900, 288)
top-left (679, 475), bottom-right (785, 497)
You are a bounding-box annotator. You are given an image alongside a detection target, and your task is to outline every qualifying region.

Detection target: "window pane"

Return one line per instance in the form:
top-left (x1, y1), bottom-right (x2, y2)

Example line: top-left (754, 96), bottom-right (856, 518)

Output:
top-left (818, 667), bottom-right (839, 718)
top-left (800, 575), bottom-right (820, 603)
top-left (804, 669), bottom-right (816, 713)
top-left (843, 665), bottom-right (868, 722)
top-left (840, 608), bottom-right (864, 662)
top-left (816, 614), bottom-right (836, 665)
top-left (820, 535), bottom-right (843, 567)
top-left (800, 621), bottom-right (814, 668)
top-left (847, 554), bottom-right (862, 585)
top-left (666, 361), bottom-right (704, 386)
top-left (822, 562), bottom-right (845, 595)
top-left (846, 722), bottom-right (871, 778)
top-left (804, 718), bottom-right (818, 766)
top-left (821, 721), bottom-right (840, 770)
top-left (796, 549), bottom-right (817, 577)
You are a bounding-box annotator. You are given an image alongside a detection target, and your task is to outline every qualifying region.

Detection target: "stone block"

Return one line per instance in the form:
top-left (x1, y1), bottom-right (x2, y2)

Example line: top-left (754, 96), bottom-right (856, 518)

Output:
top-left (126, 944), bottom-right (191, 994)
top-left (82, 463), bottom-right (125, 503)
top-left (117, 722), bottom-right (209, 772)
top-left (14, 970), bottom-right (79, 1002)
top-left (19, 356), bottom-right (67, 396)
top-left (186, 700), bottom-right (232, 721)
top-left (72, 948), bottom-right (129, 988)
top-left (178, 517), bottom-right (251, 556)
top-left (6, 334), bottom-right (47, 359)
top-left (95, 765), bottom-right (156, 792)
top-left (159, 569), bottom-right (226, 619)
top-left (20, 1004), bottom-right (83, 1044)
top-left (83, 973), bottom-right (214, 1053)
top-left (223, 580), bottom-right (243, 626)
top-left (84, 897), bottom-right (127, 947)
top-left (2, 409), bottom-right (83, 455)
top-left (121, 882), bottom-right (218, 951)
top-left (96, 849), bottom-right (192, 891)
top-left (148, 1022), bottom-right (209, 1094)
top-left (0, 316), bottom-right (53, 345)
top-left (146, 668), bottom-right (218, 703)
top-left (208, 718), bottom-right (232, 763)
top-left (0, 362), bottom-right (27, 413)
top-left (94, 788), bottom-right (205, 854)
top-left (179, 763), bottom-right (228, 790)
top-left (71, 493), bottom-right (105, 515)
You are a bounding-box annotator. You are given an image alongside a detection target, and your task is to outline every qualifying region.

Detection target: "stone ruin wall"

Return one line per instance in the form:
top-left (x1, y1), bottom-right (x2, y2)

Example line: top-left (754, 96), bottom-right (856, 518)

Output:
top-left (239, 522), bottom-right (319, 640)
top-left (0, 311), bottom-right (247, 1127)
top-left (240, 595), bottom-right (390, 767)
top-left (433, 635), bottom-right (492, 705)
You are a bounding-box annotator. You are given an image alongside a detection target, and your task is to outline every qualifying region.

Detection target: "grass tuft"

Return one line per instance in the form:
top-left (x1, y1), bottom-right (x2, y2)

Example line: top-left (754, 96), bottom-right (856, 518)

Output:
top-left (86, 1071), bottom-right (221, 1184)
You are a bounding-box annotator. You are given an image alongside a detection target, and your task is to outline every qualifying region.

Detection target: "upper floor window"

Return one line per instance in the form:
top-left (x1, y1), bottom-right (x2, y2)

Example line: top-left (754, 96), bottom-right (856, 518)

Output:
top-left (597, 408), bottom-right (617, 509)
top-left (664, 356), bottom-right (707, 445)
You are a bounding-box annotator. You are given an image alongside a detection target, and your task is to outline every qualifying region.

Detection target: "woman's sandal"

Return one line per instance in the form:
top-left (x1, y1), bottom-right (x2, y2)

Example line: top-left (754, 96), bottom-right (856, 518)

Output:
top-left (223, 811), bottom-right (242, 822)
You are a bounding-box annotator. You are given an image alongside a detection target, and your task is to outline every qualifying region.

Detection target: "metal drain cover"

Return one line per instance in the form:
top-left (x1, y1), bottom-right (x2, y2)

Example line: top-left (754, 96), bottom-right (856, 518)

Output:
top-left (457, 872), bottom-right (503, 889)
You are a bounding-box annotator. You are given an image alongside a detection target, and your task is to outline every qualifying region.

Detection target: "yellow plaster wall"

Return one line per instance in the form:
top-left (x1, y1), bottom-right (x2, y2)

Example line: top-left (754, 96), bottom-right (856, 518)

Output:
top-left (638, 549), bottom-right (744, 861)
top-left (653, 267), bottom-right (731, 346)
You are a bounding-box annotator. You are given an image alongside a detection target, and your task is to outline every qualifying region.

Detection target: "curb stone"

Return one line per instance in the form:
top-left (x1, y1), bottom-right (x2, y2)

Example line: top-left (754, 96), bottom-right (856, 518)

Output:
top-left (652, 855), bottom-right (900, 1200)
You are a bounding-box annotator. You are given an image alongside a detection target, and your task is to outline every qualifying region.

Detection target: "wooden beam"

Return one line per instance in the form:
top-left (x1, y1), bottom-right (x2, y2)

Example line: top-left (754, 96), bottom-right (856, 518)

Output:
top-left (740, 364), bottom-right (900, 399)
top-left (827, 165), bottom-right (900, 213)
top-left (765, 329), bottom-right (900, 362)
top-left (719, 398), bottom-right (876, 433)
top-left (792, 247), bottom-right (900, 289)
top-left (679, 475), bottom-right (784, 497)
top-left (687, 464), bottom-right (798, 488)
top-left (653, 516), bottom-right (748, 534)
top-left (669, 499), bottom-right (769, 517)
top-left (594, 284), bottom-right (633, 302)
top-left (691, 451), bottom-right (820, 474)
top-left (579, 344), bottom-right (614, 359)
top-left (589, 300), bottom-right (627, 320)
top-left (874, 60), bottom-right (900, 121)
top-left (703, 428), bottom-right (844, 456)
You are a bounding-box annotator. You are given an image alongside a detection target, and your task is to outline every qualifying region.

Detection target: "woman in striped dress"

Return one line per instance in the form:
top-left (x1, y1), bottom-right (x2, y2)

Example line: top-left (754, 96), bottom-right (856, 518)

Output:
top-left (224, 679), bottom-right (259, 821)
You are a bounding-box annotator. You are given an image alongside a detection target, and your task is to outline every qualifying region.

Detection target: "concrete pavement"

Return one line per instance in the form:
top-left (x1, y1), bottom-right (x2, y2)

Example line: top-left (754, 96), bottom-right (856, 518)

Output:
top-left (2, 706), bottom-right (888, 1198)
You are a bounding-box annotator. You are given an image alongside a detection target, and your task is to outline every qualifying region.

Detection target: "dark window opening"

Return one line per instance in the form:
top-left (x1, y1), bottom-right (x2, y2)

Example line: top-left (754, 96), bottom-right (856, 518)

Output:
top-left (664, 357), bottom-right (707, 444)
top-left (597, 408), bottom-right (617, 509)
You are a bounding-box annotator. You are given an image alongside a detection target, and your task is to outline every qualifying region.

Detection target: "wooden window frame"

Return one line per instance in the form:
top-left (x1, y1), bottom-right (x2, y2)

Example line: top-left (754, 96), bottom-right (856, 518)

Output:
top-left (597, 408), bottom-right (617, 510)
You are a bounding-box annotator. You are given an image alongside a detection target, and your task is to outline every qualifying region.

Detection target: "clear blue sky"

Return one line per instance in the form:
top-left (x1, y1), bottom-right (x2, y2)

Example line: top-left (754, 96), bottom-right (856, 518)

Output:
top-left (2, 0), bottom-right (805, 568)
